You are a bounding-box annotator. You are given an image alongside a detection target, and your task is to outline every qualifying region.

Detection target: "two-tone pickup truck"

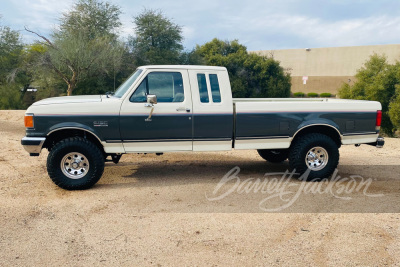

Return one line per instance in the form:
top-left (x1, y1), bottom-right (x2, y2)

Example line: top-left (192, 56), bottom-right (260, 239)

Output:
top-left (21, 65), bottom-right (384, 190)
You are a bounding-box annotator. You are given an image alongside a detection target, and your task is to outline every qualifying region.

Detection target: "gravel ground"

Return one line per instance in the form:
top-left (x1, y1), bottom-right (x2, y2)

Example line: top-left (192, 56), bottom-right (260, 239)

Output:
top-left (1, 110), bottom-right (400, 266)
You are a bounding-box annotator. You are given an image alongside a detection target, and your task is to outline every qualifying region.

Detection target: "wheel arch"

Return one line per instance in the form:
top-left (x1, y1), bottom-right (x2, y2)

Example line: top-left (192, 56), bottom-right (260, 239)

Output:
top-left (44, 127), bottom-right (105, 153)
top-left (292, 124), bottom-right (342, 148)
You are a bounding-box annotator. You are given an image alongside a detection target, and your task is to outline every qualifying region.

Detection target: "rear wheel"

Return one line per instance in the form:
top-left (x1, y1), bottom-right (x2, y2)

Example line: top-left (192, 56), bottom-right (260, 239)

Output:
top-left (47, 137), bottom-right (104, 190)
top-left (289, 133), bottom-right (339, 181)
top-left (257, 149), bottom-right (289, 163)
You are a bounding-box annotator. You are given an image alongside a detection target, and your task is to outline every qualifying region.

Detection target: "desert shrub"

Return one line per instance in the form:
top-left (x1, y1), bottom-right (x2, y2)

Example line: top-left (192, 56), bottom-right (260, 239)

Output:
top-left (338, 54), bottom-right (400, 136)
top-left (293, 92), bottom-right (305, 97)
top-left (320, 93), bottom-right (332, 97)
top-left (389, 90), bottom-right (400, 130)
top-left (307, 92), bottom-right (319, 97)
top-left (0, 84), bottom-right (24, 109)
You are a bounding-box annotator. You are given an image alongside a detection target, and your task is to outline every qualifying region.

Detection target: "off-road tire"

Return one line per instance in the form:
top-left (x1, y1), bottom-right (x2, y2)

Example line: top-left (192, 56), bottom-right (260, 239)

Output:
top-left (47, 137), bottom-right (104, 190)
top-left (257, 149), bottom-right (289, 163)
top-left (289, 133), bottom-right (339, 181)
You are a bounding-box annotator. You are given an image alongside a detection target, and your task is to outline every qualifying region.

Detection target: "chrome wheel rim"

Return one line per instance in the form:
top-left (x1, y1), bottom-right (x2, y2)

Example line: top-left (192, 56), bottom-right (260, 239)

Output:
top-left (61, 152), bottom-right (89, 179)
top-left (305, 146), bottom-right (329, 171)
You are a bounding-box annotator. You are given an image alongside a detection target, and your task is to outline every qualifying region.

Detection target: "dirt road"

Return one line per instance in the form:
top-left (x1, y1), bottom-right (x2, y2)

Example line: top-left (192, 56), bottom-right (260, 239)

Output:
top-left (1, 110), bottom-right (399, 266)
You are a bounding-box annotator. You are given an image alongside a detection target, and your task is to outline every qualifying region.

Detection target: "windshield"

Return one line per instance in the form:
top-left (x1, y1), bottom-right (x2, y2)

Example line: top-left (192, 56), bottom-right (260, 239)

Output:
top-left (113, 69), bottom-right (143, 98)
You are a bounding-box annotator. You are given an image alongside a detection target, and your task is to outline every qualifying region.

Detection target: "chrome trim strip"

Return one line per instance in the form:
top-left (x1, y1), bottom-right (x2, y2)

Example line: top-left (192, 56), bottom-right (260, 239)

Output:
top-left (116, 138), bottom-right (233, 143)
top-left (342, 132), bottom-right (377, 136)
top-left (194, 138), bottom-right (232, 142)
top-left (236, 136), bottom-right (290, 140)
top-left (121, 139), bottom-right (192, 143)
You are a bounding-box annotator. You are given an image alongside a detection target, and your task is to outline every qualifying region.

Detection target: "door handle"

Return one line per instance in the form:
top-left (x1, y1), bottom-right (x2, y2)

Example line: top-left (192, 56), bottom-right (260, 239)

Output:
top-left (176, 107), bottom-right (191, 112)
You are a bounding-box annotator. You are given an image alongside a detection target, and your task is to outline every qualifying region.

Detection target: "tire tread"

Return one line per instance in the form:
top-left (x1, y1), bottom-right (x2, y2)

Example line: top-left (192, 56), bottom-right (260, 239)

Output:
top-left (289, 133), bottom-right (339, 180)
top-left (47, 137), bottom-right (104, 190)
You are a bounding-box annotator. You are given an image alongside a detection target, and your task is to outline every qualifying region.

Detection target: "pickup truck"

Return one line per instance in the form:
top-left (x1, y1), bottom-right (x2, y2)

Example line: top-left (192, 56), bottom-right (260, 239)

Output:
top-left (21, 65), bottom-right (384, 190)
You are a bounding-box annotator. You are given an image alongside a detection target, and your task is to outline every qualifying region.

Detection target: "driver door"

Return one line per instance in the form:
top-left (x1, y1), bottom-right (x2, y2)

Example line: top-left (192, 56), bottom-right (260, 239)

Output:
top-left (119, 69), bottom-right (193, 152)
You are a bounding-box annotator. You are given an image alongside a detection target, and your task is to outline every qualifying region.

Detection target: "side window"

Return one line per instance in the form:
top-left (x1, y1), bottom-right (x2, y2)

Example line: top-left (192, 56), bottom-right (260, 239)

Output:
top-left (130, 72), bottom-right (184, 103)
top-left (130, 78), bottom-right (147, 102)
top-left (209, 74), bottom-right (221, 103)
top-left (197, 73), bottom-right (209, 103)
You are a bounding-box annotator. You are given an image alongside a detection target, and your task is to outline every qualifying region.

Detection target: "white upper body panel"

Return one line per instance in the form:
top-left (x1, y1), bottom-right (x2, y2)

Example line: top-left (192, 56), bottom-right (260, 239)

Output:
top-left (234, 98), bottom-right (382, 113)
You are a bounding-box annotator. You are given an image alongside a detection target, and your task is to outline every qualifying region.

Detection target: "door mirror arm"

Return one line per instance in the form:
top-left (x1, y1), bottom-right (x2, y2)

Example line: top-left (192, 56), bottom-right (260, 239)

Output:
top-left (145, 94), bottom-right (157, 121)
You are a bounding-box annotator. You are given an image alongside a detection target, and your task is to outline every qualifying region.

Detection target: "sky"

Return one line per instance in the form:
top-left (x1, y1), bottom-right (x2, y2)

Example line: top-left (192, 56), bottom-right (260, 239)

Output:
top-left (1, 0), bottom-right (400, 51)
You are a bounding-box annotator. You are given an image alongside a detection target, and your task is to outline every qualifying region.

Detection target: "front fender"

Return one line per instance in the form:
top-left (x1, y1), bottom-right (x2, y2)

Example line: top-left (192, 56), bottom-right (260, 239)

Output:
top-left (48, 122), bottom-right (103, 141)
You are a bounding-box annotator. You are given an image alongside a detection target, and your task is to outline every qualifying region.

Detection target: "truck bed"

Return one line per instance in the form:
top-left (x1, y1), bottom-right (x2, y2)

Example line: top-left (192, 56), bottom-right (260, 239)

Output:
top-left (233, 98), bottom-right (381, 150)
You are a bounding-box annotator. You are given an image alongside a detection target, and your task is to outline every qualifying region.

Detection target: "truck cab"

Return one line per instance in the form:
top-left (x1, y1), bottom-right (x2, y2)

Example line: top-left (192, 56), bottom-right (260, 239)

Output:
top-left (117, 66), bottom-right (234, 152)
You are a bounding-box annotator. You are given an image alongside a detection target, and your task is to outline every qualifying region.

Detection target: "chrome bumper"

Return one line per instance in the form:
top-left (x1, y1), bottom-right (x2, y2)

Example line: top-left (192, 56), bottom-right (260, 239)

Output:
top-left (21, 137), bottom-right (46, 156)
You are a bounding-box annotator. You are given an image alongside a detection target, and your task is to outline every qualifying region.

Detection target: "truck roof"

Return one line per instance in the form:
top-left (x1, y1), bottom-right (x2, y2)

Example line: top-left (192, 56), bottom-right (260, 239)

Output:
top-left (139, 65), bottom-right (227, 71)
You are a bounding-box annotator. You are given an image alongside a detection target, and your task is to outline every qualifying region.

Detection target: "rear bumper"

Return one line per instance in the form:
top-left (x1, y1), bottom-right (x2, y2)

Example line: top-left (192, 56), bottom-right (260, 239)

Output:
top-left (21, 137), bottom-right (46, 156)
top-left (367, 137), bottom-right (385, 148)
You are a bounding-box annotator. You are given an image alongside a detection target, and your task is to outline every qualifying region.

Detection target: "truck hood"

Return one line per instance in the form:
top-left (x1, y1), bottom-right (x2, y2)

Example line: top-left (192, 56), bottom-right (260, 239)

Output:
top-left (32, 95), bottom-right (102, 106)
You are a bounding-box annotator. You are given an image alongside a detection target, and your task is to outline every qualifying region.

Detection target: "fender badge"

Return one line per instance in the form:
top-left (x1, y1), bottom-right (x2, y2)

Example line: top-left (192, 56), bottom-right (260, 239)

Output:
top-left (93, 121), bottom-right (108, 127)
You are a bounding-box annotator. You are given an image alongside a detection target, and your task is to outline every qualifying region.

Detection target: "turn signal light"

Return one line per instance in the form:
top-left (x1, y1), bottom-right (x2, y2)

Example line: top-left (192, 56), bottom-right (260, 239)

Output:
top-left (376, 110), bottom-right (382, 127)
top-left (24, 115), bottom-right (34, 128)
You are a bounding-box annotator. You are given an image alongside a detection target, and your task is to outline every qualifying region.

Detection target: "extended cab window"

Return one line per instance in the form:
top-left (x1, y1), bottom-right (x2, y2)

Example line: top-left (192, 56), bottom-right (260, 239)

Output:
top-left (130, 72), bottom-right (184, 102)
top-left (197, 74), bottom-right (209, 103)
top-left (209, 74), bottom-right (221, 103)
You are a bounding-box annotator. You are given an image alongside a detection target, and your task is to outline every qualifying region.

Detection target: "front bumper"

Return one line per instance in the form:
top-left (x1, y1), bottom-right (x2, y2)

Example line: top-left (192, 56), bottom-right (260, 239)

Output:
top-left (21, 137), bottom-right (46, 156)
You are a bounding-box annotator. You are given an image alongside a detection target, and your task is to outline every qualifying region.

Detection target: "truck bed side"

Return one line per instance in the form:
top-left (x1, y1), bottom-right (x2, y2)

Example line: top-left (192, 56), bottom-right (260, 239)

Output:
top-left (233, 98), bottom-right (381, 149)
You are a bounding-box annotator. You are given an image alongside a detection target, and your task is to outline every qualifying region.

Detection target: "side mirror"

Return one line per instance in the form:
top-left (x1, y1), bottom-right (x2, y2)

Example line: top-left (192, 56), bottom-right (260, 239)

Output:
top-left (147, 94), bottom-right (157, 105)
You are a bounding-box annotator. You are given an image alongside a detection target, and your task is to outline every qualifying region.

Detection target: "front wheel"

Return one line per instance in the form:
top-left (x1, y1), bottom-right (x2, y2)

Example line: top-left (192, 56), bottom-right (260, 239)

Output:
top-left (289, 133), bottom-right (339, 181)
top-left (47, 137), bottom-right (105, 190)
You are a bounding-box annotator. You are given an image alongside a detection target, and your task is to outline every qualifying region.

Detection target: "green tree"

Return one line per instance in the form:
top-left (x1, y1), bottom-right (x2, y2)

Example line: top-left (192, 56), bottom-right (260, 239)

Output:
top-left (60, 0), bottom-right (121, 40)
top-left (0, 20), bottom-right (24, 84)
top-left (338, 54), bottom-right (400, 135)
top-left (179, 49), bottom-right (205, 65)
top-left (195, 39), bottom-right (291, 98)
top-left (0, 16), bottom-right (25, 109)
top-left (0, 84), bottom-right (23, 109)
top-left (129, 9), bottom-right (184, 65)
top-left (26, 0), bottom-right (124, 96)
top-left (23, 43), bottom-right (66, 99)
top-left (389, 86), bottom-right (400, 129)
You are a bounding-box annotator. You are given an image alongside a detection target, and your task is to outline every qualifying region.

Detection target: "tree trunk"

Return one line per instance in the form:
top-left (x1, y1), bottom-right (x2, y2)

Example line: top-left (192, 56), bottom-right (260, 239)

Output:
top-left (67, 82), bottom-right (77, 96)
top-left (67, 72), bottom-right (77, 96)
top-left (67, 84), bottom-right (73, 96)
